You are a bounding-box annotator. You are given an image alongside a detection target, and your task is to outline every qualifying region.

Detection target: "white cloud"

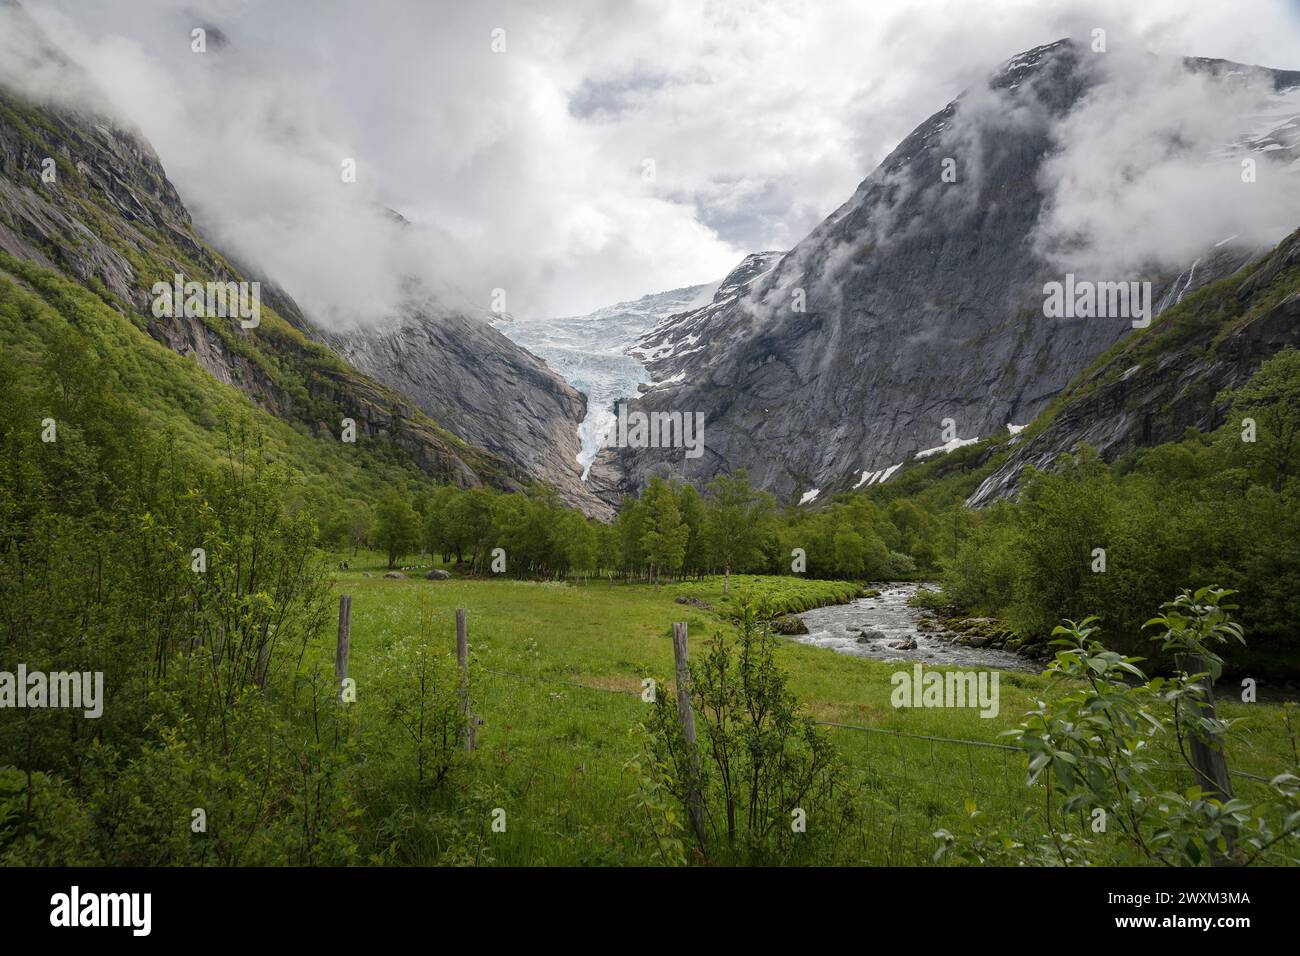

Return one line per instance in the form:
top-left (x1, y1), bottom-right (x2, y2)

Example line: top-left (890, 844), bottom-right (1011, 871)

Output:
top-left (1033, 50), bottom-right (1300, 276)
top-left (6, 0), bottom-right (1300, 322)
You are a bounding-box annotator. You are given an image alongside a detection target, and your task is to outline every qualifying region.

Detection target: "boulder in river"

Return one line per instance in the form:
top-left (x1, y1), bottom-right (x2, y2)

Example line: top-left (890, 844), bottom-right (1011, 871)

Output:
top-left (855, 629), bottom-right (888, 643)
top-left (772, 614), bottom-right (809, 635)
top-left (888, 637), bottom-right (918, 650)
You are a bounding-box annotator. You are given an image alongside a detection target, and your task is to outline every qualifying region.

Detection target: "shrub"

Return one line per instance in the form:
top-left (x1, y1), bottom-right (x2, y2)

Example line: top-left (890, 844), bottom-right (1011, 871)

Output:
top-left (936, 587), bottom-right (1300, 866)
top-left (645, 603), bottom-right (852, 863)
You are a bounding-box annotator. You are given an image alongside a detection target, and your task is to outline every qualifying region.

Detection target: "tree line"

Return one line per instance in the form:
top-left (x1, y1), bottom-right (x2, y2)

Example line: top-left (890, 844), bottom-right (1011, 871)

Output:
top-left (327, 471), bottom-right (930, 586)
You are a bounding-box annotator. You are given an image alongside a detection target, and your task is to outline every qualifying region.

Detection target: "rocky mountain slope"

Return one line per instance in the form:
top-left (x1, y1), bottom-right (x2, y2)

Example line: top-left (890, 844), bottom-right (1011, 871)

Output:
top-left (625, 252), bottom-right (785, 371)
top-left (0, 79), bottom-right (517, 488)
top-left (593, 39), bottom-right (1300, 507)
top-left (0, 3), bottom-right (596, 505)
top-left (968, 226), bottom-right (1300, 506)
top-left (326, 306), bottom-right (612, 517)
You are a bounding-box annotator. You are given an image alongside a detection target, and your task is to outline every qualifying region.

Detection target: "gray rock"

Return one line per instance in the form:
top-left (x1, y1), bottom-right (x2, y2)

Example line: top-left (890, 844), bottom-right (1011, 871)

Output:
top-left (383, 571), bottom-right (406, 579)
top-left (425, 569), bottom-right (451, 580)
top-left (772, 614), bottom-right (809, 635)
top-left (327, 308), bottom-right (614, 518)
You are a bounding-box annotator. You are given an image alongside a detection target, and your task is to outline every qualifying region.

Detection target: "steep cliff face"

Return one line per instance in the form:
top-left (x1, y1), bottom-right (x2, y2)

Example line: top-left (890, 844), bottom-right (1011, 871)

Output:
top-left (968, 228), bottom-right (1300, 506)
top-left (326, 309), bottom-right (614, 517)
top-left (594, 40), bottom-right (1299, 507)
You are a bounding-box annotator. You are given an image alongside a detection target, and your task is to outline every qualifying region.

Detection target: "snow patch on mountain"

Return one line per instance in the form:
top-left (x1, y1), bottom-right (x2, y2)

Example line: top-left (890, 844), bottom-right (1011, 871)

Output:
top-left (916, 436), bottom-right (980, 459)
top-left (630, 252), bottom-right (784, 365)
top-left (853, 463), bottom-right (903, 488)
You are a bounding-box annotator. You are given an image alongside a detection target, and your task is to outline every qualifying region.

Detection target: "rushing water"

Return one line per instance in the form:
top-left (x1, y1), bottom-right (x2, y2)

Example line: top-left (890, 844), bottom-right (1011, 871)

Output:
top-left (793, 582), bottom-right (1037, 672)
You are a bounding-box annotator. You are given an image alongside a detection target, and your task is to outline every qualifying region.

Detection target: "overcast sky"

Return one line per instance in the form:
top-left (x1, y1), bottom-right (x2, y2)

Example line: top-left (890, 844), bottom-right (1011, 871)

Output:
top-left (15, 0), bottom-right (1300, 321)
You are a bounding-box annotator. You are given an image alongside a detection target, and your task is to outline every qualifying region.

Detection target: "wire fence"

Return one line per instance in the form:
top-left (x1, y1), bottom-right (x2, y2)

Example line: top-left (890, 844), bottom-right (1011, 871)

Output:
top-left (473, 663), bottom-right (1027, 783)
top-left (461, 659), bottom-right (1293, 865)
top-left (472, 662), bottom-right (1282, 800)
top-left (467, 663), bottom-right (1028, 863)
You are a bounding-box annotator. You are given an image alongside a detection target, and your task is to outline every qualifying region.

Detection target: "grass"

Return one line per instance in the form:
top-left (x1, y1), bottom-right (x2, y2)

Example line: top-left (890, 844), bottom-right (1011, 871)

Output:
top-left (320, 553), bottom-right (1299, 865)
top-left (674, 575), bottom-right (864, 617)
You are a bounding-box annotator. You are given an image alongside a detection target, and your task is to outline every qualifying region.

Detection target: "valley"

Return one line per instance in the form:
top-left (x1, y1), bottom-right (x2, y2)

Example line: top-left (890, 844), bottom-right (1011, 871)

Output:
top-left (1, 0), bottom-right (1298, 877)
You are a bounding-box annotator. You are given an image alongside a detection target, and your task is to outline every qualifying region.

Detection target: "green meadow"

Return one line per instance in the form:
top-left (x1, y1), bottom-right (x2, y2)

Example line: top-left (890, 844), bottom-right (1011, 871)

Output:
top-left (323, 554), bottom-right (1297, 866)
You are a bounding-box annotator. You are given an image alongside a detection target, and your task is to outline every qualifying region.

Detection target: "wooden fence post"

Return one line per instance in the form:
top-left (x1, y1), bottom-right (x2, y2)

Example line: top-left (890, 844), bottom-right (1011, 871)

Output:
top-left (456, 608), bottom-right (476, 752)
top-left (671, 621), bottom-right (706, 847)
top-left (1176, 653), bottom-right (1235, 865)
top-left (335, 594), bottom-right (351, 703)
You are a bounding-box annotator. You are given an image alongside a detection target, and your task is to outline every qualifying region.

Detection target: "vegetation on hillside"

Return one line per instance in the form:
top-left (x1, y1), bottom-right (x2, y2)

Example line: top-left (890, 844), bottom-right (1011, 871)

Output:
top-left (0, 82), bottom-right (515, 491)
top-left (928, 349), bottom-right (1300, 676)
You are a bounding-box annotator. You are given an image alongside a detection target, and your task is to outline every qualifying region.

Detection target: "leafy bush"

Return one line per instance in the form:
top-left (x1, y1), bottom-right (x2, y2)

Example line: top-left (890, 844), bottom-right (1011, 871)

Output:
top-left (936, 588), bottom-right (1300, 866)
top-left (644, 604), bottom-right (853, 863)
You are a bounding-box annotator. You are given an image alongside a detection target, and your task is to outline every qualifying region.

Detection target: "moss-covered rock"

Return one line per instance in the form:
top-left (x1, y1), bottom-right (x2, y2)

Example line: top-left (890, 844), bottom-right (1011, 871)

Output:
top-left (772, 614), bottom-right (810, 635)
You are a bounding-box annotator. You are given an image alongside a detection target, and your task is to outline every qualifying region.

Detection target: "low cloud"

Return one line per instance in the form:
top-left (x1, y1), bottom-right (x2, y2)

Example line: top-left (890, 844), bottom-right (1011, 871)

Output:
top-left (1033, 50), bottom-right (1300, 277)
top-left (3, 0), bottom-right (1298, 325)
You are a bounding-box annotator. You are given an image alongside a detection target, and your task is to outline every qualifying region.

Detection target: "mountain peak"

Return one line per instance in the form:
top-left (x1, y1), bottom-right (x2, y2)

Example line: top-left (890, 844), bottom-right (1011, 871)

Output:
top-left (594, 38), bottom-right (1299, 506)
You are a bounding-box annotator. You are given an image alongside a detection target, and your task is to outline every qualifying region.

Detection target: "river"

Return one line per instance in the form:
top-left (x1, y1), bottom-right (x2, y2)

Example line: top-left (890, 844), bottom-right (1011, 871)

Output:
top-left (793, 582), bottom-right (1037, 672)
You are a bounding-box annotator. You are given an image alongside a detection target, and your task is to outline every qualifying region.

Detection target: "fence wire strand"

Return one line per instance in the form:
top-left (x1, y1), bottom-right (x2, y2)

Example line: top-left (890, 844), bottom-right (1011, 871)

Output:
top-left (470, 665), bottom-right (1279, 806)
